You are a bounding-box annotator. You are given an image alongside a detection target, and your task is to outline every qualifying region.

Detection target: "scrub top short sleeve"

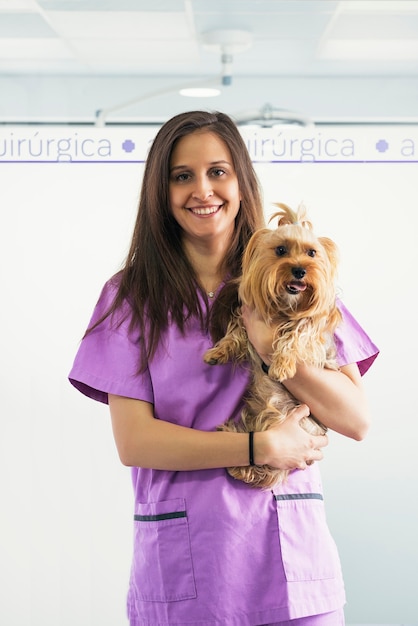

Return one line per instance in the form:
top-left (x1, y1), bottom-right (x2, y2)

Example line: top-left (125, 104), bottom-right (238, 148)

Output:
top-left (68, 280), bottom-right (153, 405)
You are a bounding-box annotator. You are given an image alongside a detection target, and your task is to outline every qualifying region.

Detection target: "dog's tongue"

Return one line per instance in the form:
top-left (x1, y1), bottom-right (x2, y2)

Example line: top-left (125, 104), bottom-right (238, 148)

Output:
top-left (287, 281), bottom-right (307, 293)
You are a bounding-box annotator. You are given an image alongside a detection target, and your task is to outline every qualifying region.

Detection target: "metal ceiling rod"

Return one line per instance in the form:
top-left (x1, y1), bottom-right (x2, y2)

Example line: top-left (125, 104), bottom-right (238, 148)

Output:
top-left (94, 77), bottom-right (220, 127)
top-left (201, 29), bottom-right (253, 87)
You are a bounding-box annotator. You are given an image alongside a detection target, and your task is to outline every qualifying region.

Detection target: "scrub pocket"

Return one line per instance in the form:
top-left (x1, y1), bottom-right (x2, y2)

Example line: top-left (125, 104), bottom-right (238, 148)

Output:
top-left (274, 492), bottom-right (342, 582)
top-left (132, 497), bottom-right (197, 602)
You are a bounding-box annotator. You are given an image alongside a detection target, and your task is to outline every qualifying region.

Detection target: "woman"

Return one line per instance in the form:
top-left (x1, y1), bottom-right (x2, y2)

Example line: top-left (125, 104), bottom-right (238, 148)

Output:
top-left (69, 111), bottom-right (378, 626)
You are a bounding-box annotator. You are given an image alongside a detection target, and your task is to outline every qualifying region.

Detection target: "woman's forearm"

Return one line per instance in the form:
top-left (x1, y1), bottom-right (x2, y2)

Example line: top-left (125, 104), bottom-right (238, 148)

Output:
top-left (282, 362), bottom-right (370, 440)
top-left (110, 394), bottom-right (249, 469)
top-left (108, 394), bottom-right (328, 470)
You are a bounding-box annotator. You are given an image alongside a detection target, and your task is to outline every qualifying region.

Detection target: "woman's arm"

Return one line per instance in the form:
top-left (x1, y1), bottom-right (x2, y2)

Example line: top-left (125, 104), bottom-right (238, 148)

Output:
top-left (283, 362), bottom-right (370, 440)
top-left (108, 394), bottom-right (328, 470)
top-left (241, 305), bottom-right (371, 441)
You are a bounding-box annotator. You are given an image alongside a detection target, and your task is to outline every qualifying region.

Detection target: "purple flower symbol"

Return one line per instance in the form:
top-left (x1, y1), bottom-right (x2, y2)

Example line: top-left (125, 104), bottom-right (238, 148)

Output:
top-left (122, 139), bottom-right (135, 153)
top-left (376, 139), bottom-right (389, 153)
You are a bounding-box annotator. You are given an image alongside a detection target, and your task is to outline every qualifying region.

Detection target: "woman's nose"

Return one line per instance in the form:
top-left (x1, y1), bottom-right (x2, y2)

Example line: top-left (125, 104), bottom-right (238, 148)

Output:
top-left (192, 176), bottom-right (213, 201)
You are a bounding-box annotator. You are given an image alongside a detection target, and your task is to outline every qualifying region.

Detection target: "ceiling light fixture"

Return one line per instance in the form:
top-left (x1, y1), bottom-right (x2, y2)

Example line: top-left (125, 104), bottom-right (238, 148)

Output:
top-left (94, 29), bottom-right (252, 125)
top-left (233, 104), bottom-right (314, 128)
top-left (179, 87), bottom-right (221, 98)
top-left (201, 29), bottom-right (253, 86)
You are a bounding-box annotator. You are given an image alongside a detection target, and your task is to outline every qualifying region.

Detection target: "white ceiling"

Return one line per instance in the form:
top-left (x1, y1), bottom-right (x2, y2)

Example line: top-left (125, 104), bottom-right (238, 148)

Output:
top-left (2, 0), bottom-right (418, 76)
top-left (1, 0), bottom-right (418, 124)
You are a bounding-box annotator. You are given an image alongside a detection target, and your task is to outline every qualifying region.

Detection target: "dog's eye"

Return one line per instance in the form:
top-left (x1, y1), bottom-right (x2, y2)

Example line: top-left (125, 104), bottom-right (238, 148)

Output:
top-left (275, 245), bottom-right (287, 257)
top-left (307, 249), bottom-right (316, 258)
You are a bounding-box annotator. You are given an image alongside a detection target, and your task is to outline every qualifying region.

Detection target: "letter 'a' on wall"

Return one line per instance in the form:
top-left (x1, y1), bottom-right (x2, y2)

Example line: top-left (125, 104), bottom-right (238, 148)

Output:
top-left (0, 124), bottom-right (417, 626)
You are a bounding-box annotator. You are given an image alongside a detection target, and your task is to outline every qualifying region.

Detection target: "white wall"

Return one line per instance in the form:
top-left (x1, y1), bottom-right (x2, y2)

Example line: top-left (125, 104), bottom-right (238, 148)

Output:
top-left (1, 124), bottom-right (417, 625)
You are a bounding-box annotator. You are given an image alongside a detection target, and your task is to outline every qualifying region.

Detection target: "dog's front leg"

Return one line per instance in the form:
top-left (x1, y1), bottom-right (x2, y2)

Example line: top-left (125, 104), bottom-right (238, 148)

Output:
top-left (267, 335), bottom-right (298, 382)
top-left (204, 314), bottom-right (249, 365)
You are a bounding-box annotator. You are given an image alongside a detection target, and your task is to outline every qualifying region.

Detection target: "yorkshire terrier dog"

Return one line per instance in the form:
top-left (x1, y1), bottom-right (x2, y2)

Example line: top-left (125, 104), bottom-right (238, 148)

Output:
top-left (204, 203), bottom-right (342, 489)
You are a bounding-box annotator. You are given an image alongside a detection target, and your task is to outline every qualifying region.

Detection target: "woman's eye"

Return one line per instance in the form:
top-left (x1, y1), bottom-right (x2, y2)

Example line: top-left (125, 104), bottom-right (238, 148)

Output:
top-left (307, 248), bottom-right (316, 257)
top-left (211, 168), bottom-right (225, 177)
top-left (275, 245), bottom-right (287, 256)
top-left (175, 173), bottom-right (191, 182)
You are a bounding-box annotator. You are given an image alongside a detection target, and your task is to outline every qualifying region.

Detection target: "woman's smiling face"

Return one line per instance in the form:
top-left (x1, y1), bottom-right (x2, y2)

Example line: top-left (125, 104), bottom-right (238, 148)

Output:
top-left (169, 130), bottom-right (241, 245)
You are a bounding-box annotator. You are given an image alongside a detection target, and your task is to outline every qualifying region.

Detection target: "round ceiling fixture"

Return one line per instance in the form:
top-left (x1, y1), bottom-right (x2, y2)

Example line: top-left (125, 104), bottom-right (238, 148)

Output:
top-left (201, 29), bottom-right (253, 54)
top-left (179, 87), bottom-right (221, 98)
top-left (201, 29), bottom-right (253, 85)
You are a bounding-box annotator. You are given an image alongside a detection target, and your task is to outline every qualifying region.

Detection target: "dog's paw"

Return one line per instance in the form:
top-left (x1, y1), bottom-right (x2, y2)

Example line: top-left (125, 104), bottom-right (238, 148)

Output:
top-left (203, 347), bottom-right (217, 364)
top-left (205, 356), bottom-right (219, 365)
top-left (268, 364), bottom-right (296, 382)
top-left (204, 347), bottom-right (229, 365)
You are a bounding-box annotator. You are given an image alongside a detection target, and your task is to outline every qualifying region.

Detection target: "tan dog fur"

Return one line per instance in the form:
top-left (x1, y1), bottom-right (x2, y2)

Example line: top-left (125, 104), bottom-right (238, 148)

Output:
top-left (204, 203), bottom-right (342, 488)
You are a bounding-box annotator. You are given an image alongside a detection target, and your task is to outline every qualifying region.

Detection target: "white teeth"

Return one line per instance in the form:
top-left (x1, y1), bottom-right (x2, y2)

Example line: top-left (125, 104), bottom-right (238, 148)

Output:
top-left (190, 206), bottom-right (219, 215)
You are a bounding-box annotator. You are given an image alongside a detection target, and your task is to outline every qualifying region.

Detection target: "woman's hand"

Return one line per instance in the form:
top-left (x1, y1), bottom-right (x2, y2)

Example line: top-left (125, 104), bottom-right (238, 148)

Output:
top-left (255, 404), bottom-right (328, 470)
top-left (241, 304), bottom-right (274, 365)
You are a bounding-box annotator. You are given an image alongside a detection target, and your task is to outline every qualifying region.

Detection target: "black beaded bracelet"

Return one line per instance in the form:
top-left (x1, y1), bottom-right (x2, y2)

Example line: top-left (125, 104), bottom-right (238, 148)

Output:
top-left (261, 361), bottom-right (270, 374)
top-left (249, 431), bottom-right (255, 466)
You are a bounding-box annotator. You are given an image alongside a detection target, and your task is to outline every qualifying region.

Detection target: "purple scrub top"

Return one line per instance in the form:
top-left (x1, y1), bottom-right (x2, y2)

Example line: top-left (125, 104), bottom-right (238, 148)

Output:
top-left (69, 278), bottom-right (379, 626)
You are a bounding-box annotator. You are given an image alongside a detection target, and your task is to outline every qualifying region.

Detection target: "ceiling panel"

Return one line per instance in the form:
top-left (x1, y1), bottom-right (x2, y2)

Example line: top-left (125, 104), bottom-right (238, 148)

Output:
top-left (328, 14), bottom-right (418, 38)
top-left (0, 0), bottom-right (38, 9)
top-left (72, 38), bottom-right (200, 64)
top-left (192, 0), bottom-right (339, 14)
top-left (46, 11), bottom-right (193, 39)
top-left (37, 0), bottom-right (186, 10)
top-left (0, 12), bottom-right (56, 36)
top-left (0, 37), bottom-right (72, 59)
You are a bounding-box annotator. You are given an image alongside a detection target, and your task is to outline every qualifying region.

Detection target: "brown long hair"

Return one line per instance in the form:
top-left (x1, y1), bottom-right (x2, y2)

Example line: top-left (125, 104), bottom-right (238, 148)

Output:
top-left (89, 110), bottom-right (265, 370)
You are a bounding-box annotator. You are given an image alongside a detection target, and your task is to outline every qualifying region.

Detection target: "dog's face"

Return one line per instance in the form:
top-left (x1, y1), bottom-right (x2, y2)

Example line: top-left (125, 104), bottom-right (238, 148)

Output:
top-left (239, 222), bottom-right (339, 321)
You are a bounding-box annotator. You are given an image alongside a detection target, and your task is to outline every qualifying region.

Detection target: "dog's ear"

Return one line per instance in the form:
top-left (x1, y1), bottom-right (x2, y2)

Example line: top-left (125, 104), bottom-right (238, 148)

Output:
top-left (319, 236), bottom-right (339, 268)
top-left (243, 228), bottom-right (271, 267)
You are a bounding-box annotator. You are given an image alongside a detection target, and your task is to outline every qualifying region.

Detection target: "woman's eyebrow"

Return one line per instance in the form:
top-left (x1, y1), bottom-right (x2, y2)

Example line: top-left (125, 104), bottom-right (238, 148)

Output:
top-left (170, 160), bottom-right (231, 172)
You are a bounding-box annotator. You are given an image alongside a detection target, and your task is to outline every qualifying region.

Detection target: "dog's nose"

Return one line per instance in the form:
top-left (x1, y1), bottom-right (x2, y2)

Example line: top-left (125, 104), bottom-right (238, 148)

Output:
top-left (292, 267), bottom-right (306, 279)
